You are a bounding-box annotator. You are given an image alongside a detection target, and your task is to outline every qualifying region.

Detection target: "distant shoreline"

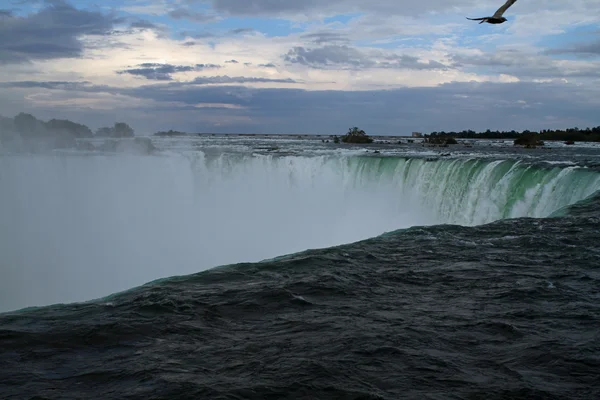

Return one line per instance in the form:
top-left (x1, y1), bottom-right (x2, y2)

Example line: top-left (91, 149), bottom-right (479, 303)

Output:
top-left (2, 112), bottom-right (599, 143)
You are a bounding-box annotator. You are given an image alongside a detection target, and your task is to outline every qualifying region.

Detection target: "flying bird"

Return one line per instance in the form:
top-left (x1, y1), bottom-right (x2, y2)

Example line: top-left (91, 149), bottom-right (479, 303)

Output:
top-left (467, 0), bottom-right (518, 24)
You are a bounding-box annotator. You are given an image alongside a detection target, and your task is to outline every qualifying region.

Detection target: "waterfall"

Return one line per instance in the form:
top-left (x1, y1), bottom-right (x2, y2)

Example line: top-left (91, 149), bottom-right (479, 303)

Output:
top-left (1, 151), bottom-right (599, 311)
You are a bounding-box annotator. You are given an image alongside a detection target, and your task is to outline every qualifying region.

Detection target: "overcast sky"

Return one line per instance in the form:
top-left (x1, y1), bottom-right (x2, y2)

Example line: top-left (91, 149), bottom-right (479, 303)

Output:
top-left (0, 0), bottom-right (599, 134)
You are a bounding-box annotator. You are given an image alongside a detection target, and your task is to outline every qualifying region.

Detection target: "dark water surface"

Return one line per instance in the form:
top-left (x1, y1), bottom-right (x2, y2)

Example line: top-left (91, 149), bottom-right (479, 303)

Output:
top-left (2, 197), bottom-right (599, 399)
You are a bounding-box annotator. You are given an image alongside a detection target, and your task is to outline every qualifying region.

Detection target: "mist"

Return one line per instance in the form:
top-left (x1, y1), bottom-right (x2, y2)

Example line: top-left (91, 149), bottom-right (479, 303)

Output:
top-left (0, 152), bottom-right (429, 312)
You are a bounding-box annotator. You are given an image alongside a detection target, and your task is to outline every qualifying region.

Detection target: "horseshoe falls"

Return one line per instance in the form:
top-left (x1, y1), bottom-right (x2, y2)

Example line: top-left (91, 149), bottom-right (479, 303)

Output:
top-left (2, 137), bottom-right (600, 400)
top-left (1, 145), bottom-right (599, 313)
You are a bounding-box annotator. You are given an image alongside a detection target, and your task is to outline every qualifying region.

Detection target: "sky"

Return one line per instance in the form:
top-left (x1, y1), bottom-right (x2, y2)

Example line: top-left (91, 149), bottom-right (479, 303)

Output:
top-left (0, 0), bottom-right (599, 135)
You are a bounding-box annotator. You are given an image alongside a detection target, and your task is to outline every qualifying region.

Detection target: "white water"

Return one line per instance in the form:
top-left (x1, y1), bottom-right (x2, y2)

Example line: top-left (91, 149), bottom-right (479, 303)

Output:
top-left (1, 151), bottom-right (599, 312)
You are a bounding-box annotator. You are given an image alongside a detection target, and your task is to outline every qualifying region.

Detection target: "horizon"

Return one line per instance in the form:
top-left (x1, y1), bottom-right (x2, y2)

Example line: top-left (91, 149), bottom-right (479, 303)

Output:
top-left (0, 0), bottom-right (599, 135)
top-left (3, 110), bottom-right (600, 137)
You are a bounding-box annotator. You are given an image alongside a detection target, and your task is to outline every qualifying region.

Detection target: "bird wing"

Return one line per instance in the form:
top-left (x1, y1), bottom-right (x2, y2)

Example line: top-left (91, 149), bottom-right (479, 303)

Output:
top-left (493, 0), bottom-right (517, 18)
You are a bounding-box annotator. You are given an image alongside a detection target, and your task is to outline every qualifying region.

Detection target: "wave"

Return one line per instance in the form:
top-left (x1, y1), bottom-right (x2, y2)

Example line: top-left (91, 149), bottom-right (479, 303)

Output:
top-left (2, 201), bottom-right (599, 399)
top-left (0, 151), bottom-right (599, 312)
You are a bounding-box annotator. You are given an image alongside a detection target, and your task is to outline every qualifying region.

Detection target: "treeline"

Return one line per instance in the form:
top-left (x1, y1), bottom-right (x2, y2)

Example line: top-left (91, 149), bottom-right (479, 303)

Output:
top-left (427, 126), bottom-right (600, 142)
top-left (538, 127), bottom-right (600, 142)
top-left (0, 112), bottom-right (135, 141)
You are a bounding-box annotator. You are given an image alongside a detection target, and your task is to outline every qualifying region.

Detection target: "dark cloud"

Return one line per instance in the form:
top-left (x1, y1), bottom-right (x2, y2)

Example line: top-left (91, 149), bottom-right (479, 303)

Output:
top-left (0, 10), bottom-right (12, 17)
top-left (190, 75), bottom-right (298, 84)
top-left (0, 1), bottom-right (119, 64)
top-left (111, 19), bottom-right (169, 40)
top-left (544, 40), bottom-right (600, 57)
top-left (206, 0), bottom-right (475, 18)
top-left (381, 54), bottom-right (448, 70)
top-left (450, 51), bottom-right (600, 78)
top-left (126, 81), bottom-right (600, 133)
top-left (129, 20), bottom-right (162, 30)
top-left (6, 78), bottom-right (598, 134)
top-left (117, 63), bottom-right (221, 81)
top-left (0, 80), bottom-right (91, 90)
top-left (258, 63), bottom-right (277, 68)
top-left (195, 63), bottom-right (222, 69)
top-left (179, 28), bottom-right (253, 41)
top-left (301, 31), bottom-right (350, 45)
top-left (284, 45), bottom-right (449, 70)
top-left (225, 59), bottom-right (239, 63)
top-left (285, 45), bottom-right (364, 68)
top-left (180, 31), bottom-right (216, 39)
top-left (208, 0), bottom-right (314, 16)
top-left (230, 28), bottom-right (254, 34)
top-left (168, 7), bottom-right (215, 23)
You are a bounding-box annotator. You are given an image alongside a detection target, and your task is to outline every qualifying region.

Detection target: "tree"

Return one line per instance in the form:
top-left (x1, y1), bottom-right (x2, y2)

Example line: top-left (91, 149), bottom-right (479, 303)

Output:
top-left (14, 113), bottom-right (44, 137)
top-left (341, 127), bottom-right (373, 144)
top-left (45, 119), bottom-right (93, 138)
top-left (95, 127), bottom-right (114, 137)
top-left (95, 122), bottom-right (135, 138)
top-left (114, 122), bottom-right (134, 137)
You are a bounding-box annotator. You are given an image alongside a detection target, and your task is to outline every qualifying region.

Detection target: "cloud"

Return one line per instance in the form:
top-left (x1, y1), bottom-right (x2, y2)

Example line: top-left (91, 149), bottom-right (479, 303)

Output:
top-left (450, 49), bottom-right (600, 79)
top-left (129, 20), bottom-right (163, 30)
top-left (5, 78), bottom-right (598, 134)
top-left (0, 80), bottom-right (92, 90)
top-left (109, 19), bottom-right (170, 40)
top-left (544, 40), bottom-right (600, 57)
top-left (117, 63), bottom-right (222, 80)
top-left (121, 80), bottom-right (600, 133)
top-left (284, 45), bottom-right (365, 68)
top-left (301, 32), bottom-right (350, 45)
top-left (2, 0), bottom-right (600, 135)
top-left (230, 28), bottom-right (255, 34)
top-left (190, 75), bottom-right (299, 84)
top-left (206, 0), bottom-right (477, 18)
top-left (168, 7), bottom-right (216, 23)
top-left (180, 31), bottom-right (216, 39)
top-left (0, 1), bottom-right (119, 64)
top-left (284, 45), bottom-right (449, 70)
